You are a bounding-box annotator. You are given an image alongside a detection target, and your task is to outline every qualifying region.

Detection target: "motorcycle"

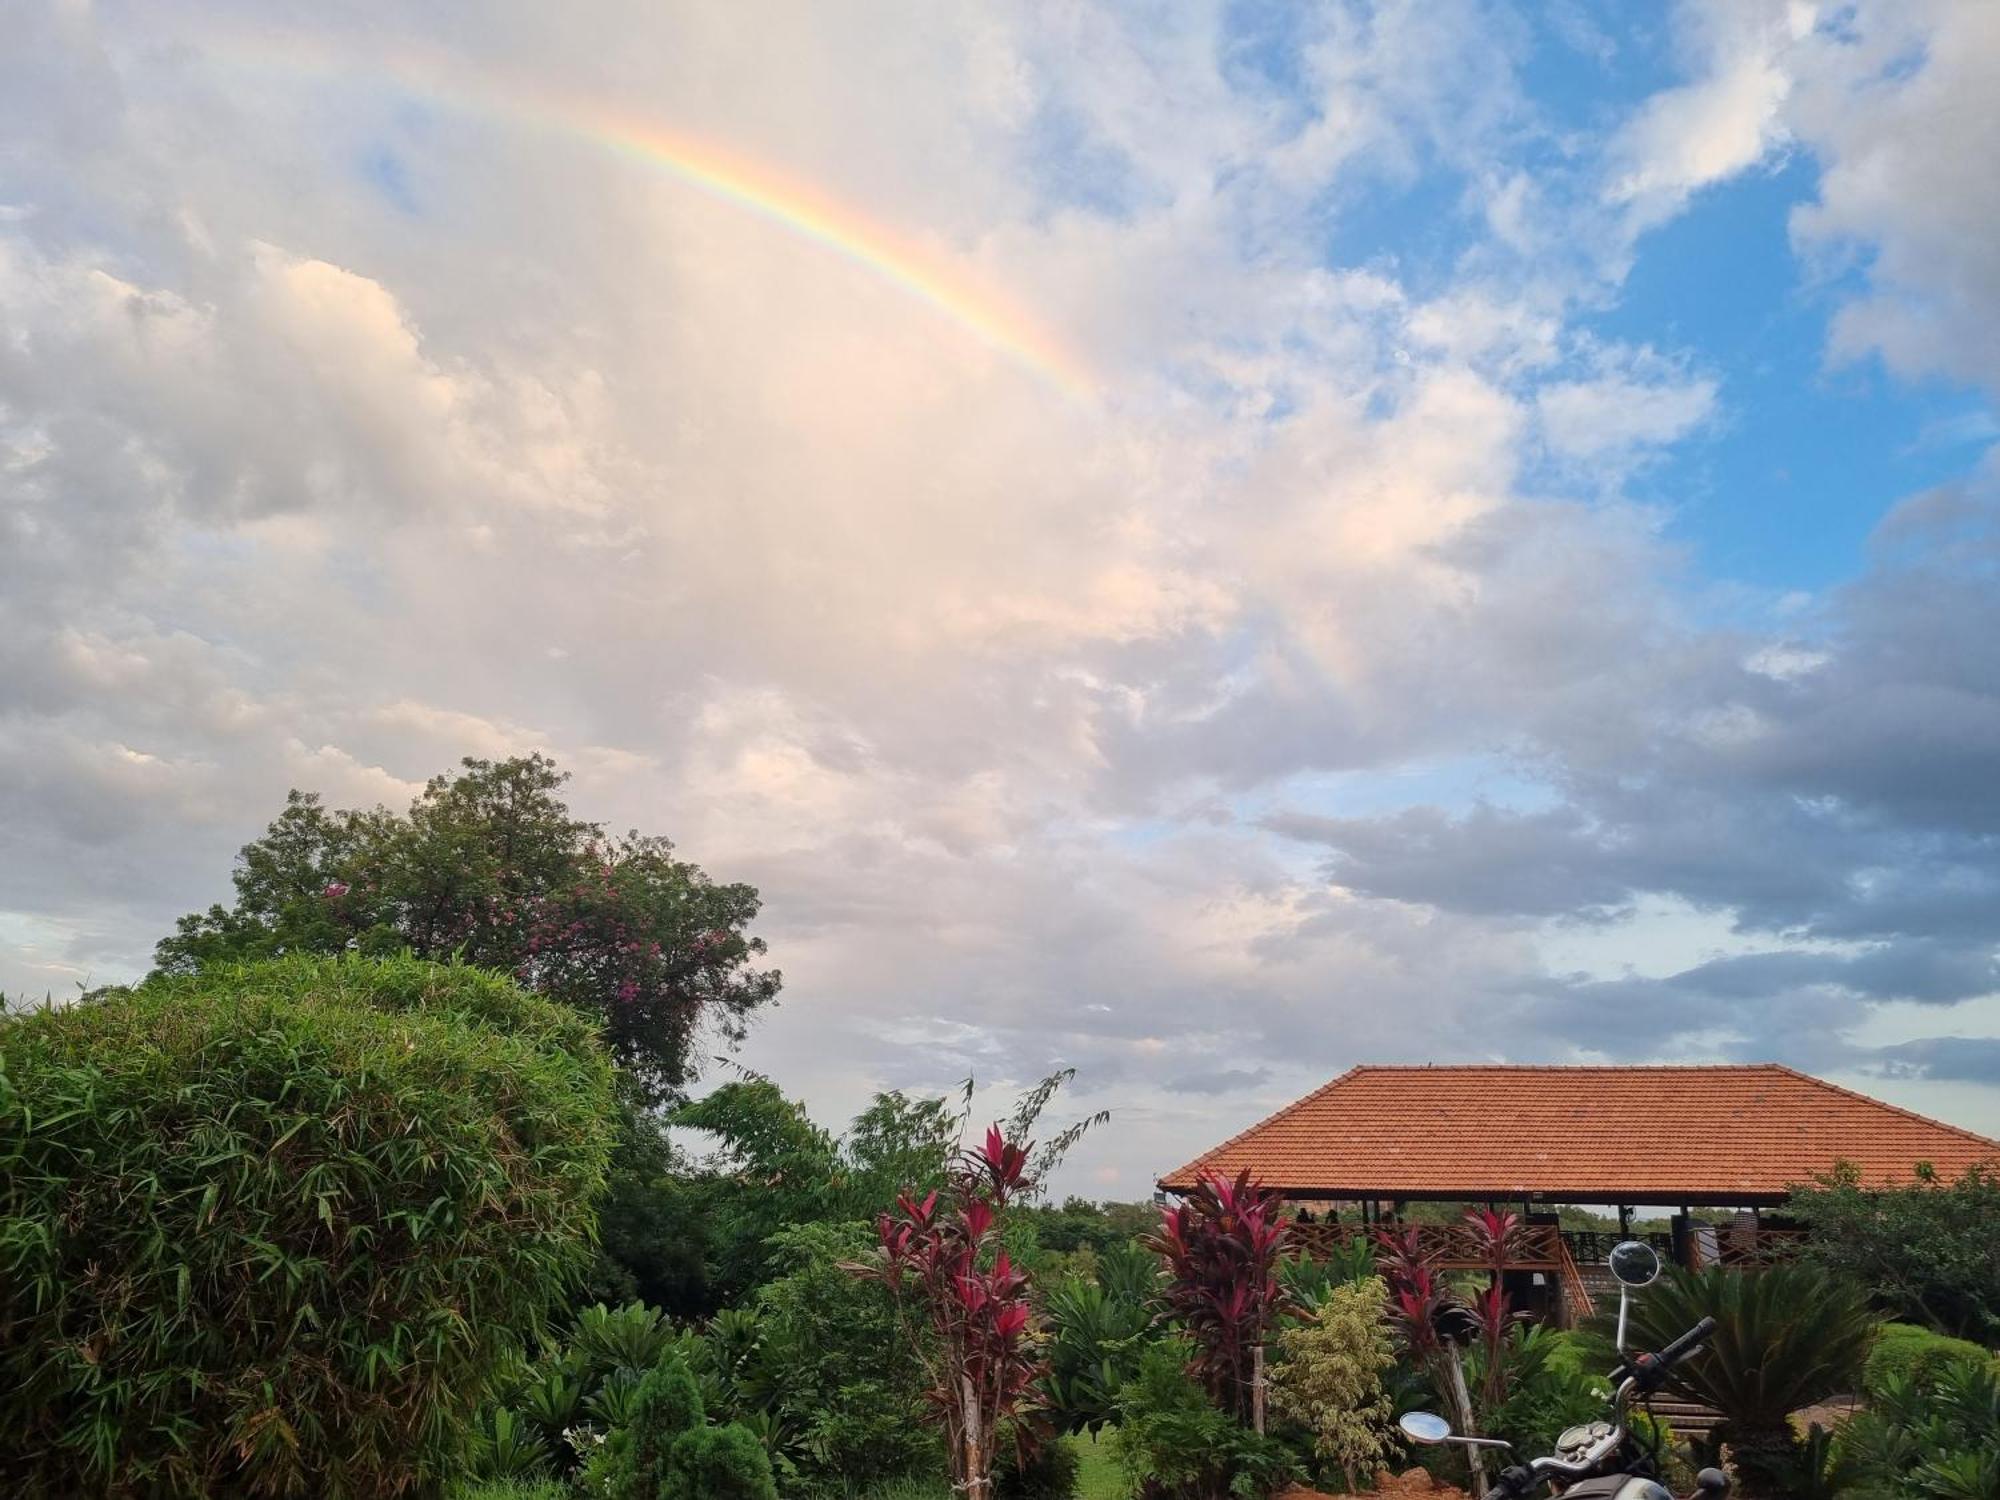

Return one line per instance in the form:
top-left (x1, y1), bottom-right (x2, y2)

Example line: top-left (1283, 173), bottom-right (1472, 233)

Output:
top-left (1397, 1239), bottom-right (1732, 1500)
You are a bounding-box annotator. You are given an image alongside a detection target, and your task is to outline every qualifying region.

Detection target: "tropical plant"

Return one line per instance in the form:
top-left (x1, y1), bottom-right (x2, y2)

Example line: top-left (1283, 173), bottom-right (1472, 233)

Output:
top-left (1097, 1237), bottom-right (1165, 1306)
top-left (1463, 1208), bottom-right (1528, 1412)
top-left (1377, 1221), bottom-right (1482, 1464)
top-left (1475, 1324), bottom-right (1606, 1459)
top-left (0, 955), bottom-right (615, 1500)
top-left (1266, 1276), bottom-right (1399, 1489)
top-left (1146, 1170), bottom-right (1293, 1426)
top-left (1043, 1276), bottom-right (1158, 1435)
top-left (1588, 1263), bottom-right (1878, 1494)
top-left (1839, 1358), bottom-right (2000, 1500)
top-left (152, 753), bottom-right (781, 1104)
top-left (1787, 1162), bottom-right (2000, 1343)
top-left (855, 1125), bottom-right (1051, 1500)
top-left (466, 1408), bottom-right (555, 1485)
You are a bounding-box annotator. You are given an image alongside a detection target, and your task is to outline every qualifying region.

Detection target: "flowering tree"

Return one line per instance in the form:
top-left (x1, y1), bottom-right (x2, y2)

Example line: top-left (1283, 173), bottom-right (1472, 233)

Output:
top-left (1147, 1169), bottom-right (1292, 1425)
top-left (151, 754), bottom-right (779, 1103)
top-left (853, 1126), bottom-right (1048, 1500)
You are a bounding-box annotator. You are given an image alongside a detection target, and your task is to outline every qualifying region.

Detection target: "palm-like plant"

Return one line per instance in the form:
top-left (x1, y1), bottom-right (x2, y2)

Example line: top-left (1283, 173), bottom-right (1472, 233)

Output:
top-left (1595, 1264), bottom-right (1876, 1493)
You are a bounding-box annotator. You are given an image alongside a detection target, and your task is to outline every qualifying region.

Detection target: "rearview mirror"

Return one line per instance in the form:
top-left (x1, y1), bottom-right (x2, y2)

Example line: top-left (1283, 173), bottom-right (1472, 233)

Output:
top-left (1400, 1412), bottom-right (1453, 1445)
top-left (1608, 1239), bottom-right (1661, 1288)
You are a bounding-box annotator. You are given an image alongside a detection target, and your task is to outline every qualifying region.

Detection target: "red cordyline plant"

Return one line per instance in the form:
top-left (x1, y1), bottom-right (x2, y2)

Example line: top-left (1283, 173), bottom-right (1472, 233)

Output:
top-left (1376, 1210), bottom-right (1529, 1497)
top-left (851, 1125), bottom-right (1047, 1500)
top-left (1146, 1169), bottom-right (1292, 1424)
top-left (1463, 1207), bottom-right (1525, 1410)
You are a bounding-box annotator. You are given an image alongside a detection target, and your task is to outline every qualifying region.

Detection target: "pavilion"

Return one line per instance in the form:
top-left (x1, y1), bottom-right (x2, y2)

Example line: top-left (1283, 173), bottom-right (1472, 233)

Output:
top-left (1158, 1063), bottom-right (2000, 1324)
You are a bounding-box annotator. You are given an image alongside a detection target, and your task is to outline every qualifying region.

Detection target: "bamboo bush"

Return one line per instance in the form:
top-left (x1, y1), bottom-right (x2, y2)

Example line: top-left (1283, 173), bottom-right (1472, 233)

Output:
top-left (0, 954), bottom-right (617, 1499)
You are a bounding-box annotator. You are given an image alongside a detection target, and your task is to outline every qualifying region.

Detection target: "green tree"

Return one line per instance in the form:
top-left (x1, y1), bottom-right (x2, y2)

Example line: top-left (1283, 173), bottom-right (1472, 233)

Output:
top-left (153, 753), bottom-right (780, 1104)
top-left (1787, 1162), bottom-right (2000, 1343)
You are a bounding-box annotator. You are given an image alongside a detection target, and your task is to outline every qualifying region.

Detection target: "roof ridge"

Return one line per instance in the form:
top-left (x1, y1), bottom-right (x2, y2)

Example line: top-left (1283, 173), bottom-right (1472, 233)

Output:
top-left (1766, 1063), bottom-right (2000, 1152)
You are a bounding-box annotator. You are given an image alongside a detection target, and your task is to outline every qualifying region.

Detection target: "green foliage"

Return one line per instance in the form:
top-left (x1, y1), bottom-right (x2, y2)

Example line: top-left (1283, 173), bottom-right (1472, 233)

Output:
top-left (1477, 1324), bottom-right (1607, 1457)
top-left (668, 1422), bottom-right (781, 1500)
top-left (1585, 1264), bottom-right (1877, 1493)
top-left (1266, 1277), bottom-right (1398, 1488)
top-left (466, 1407), bottom-right (555, 1484)
top-left (744, 1222), bottom-right (939, 1489)
top-left (0, 954), bottom-right (615, 1500)
top-left (1866, 1323), bottom-right (1998, 1399)
top-left (581, 1350), bottom-right (707, 1499)
top-left (582, 1100), bottom-right (714, 1317)
top-left (1045, 1276), bottom-right (1160, 1435)
top-left (1787, 1164), bottom-right (2000, 1343)
top-left (1279, 1239), bottom-right (1376, 1307)
top-left (1838, 1357), bottom-right (2000, 1500)
top-left (1097, 1239), bottom-right (1165, 1307)
top-left (1110, 1337), bottom-right (1297, 1500)
top-left (998, 1436), bottom-right (1083, 1500)
top-left (153, 753), bottom-right (781, 1104)
top-left (447, 1481), bottom-right (571, 1500)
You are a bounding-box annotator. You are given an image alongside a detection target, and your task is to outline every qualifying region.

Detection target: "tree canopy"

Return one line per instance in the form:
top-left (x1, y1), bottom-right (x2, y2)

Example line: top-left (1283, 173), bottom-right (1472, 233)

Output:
top-left (153, 753), bottom-right (780, 1102)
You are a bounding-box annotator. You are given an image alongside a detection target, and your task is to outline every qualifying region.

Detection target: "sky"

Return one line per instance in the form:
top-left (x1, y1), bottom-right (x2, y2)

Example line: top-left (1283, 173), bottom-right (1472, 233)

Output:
top-left (5, 0), bottom-right (2000, 1196)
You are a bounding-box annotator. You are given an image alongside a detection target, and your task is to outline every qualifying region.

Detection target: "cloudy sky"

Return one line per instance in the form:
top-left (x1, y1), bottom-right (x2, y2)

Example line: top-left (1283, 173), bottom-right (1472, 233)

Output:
top-left (6, 0), bottom-right (2000, 1192)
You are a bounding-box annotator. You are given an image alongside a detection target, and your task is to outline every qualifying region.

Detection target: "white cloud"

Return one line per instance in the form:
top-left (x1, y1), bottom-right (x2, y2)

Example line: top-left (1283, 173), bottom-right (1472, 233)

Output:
top-left (4, 0), bottom-right (2000, 1180)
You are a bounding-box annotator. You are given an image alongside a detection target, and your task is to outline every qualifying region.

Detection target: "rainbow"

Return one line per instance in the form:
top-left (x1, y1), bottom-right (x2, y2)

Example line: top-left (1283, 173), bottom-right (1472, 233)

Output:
top-left (201, 34), bottom-right (1095, 399)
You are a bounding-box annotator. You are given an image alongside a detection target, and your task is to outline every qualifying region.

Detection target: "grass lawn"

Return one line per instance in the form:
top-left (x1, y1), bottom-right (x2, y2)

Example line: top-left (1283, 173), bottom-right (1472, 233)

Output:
top-left (1071, 1428), bottom-right (1130, 1500)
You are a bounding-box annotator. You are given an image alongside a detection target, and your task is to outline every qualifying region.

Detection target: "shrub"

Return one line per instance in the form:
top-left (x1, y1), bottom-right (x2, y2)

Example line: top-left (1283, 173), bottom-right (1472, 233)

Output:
top-left (1838, 1357), bottom-right (2000, 1500)
top-left (581, 1348), bottom-right (777, 1500)
top-left (1111, 1337), bottom-right (1296, 1500)
top-left (996, 1434), bottom-right (1082, 1500)
top-left (0, 955), bottom-right (616, 1500)
top-left (667, 1423), bottom-right (780, 1500)
top-left (748, 1222), bottom-right (939, 1488)
top-left (1267, 1277), bottom-right (1398, 1489)
top-left (447, 1482), bottom-right (571, 1500)
top-left (1865, 1323), bottom-right (1997, 1398)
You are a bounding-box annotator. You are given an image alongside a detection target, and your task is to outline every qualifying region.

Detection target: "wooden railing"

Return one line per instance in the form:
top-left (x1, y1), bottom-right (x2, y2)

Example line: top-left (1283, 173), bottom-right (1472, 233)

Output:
top-left (1554, 1232), bottom-right (1596, 1323)
top-left (1286, 1220), bottom-right (1565, 1268)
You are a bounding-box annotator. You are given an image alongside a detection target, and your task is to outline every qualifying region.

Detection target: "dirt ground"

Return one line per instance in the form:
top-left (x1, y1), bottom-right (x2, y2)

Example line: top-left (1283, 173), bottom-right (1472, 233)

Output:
top-left (1277, 1468), bottom-right (1473, 1500)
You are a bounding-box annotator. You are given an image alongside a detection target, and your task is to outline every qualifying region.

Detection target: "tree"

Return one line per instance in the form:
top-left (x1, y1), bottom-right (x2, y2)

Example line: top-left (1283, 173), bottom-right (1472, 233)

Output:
top-left (153, 754), bottom-right (780, 1103)
top-left (1787, 1162), bottom-right (2000, 1343)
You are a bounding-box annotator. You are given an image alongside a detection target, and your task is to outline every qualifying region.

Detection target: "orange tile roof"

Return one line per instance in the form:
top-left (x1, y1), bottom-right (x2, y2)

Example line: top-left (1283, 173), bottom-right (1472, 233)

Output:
top-left (1158, 1064), bottom-right (2000, 1202)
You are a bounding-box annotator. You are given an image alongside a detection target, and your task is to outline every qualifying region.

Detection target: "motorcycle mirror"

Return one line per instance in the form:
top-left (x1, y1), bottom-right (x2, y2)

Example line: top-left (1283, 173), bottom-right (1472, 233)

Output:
top-left (1694, 1468), bottom-right (1731, 1499)
top-left (1608, 1239), bottom-right (1661, 1287)
top-left (1399, 1411), bottom-right (1453, 1446)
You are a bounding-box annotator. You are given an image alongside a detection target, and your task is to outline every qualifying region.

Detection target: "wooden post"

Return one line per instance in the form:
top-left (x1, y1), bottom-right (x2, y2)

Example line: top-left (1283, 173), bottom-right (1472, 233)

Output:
top-left (961, 1373), bottom-right (986, 1500)
top-left (1445, 1342), bottom-right (1487, 1498)
top-left (1252, 1345), bottom-right (1267, 1435)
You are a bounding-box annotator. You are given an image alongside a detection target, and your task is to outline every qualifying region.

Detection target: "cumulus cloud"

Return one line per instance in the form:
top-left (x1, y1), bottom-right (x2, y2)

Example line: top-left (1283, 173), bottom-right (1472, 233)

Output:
top-left (2, 0), bottom-right (1998, 1183)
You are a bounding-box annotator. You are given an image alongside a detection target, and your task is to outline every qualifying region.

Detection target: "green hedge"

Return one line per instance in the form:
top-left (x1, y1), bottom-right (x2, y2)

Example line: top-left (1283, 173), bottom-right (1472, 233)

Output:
top-left (0, 955), bottom-right (616, 1499)
top-left (1863, 1322), bottom-right (1997, 1396)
